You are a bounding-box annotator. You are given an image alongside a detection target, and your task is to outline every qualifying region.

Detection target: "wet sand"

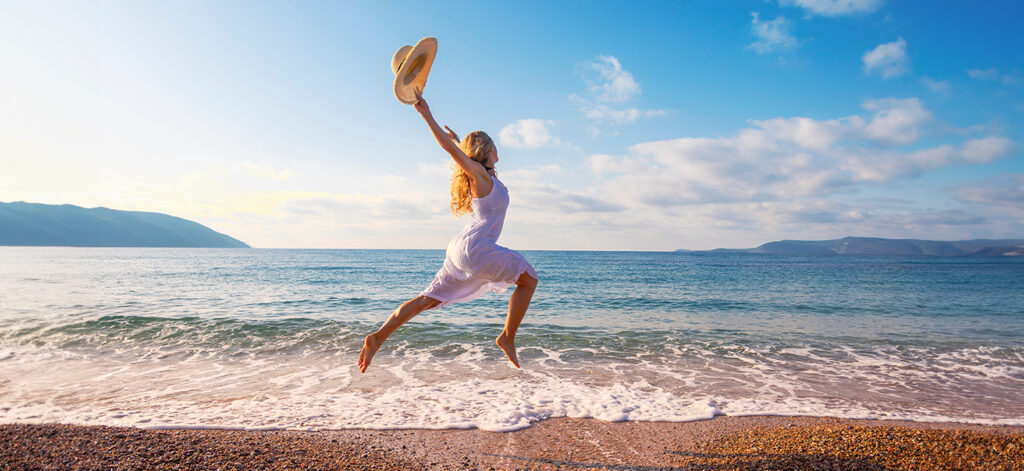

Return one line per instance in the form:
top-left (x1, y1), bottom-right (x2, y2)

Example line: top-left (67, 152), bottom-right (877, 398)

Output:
top-left (3, 416), bottom-right (1022, 470)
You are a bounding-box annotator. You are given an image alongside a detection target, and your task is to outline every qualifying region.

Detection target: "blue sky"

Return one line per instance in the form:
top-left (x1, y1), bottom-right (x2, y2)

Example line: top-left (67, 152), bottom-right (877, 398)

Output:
top-left (1, 0), bottom-right (1021, 250)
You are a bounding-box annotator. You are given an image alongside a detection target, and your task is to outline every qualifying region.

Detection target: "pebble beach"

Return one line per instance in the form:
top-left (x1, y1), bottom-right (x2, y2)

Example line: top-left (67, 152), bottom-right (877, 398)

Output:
top-left (3, 416), bottom-right (1022, 470)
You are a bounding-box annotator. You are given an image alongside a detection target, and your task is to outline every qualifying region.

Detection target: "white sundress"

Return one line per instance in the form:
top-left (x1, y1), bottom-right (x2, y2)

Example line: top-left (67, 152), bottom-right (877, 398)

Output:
top-left (421, 174), bottom-right (538, 310)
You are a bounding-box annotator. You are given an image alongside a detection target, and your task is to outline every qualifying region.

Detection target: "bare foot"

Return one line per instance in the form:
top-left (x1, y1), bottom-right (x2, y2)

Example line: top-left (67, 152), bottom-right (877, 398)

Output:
top-left (358, 334), bottom-right (380, 373)
top-left (495, 332), bottom-right (520, 368)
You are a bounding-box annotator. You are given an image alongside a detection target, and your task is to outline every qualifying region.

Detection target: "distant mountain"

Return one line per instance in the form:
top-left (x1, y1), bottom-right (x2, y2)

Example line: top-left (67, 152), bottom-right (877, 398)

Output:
top-left (966, 245), bottom-right (1024, 257)
top-left (678, 236), bottom-right (1024, 257)
top-left (0, 201), bottom-right (250, 248)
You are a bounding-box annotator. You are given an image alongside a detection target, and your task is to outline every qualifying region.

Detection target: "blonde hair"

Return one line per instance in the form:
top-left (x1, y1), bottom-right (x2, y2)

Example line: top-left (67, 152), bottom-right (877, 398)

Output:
top-left (450, 131), bottom-right (495, 216)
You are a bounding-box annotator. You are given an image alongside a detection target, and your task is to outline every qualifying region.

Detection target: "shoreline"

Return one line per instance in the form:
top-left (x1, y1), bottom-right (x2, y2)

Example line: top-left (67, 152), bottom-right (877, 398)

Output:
top-left (3, 415), bottom-right (1022, 470)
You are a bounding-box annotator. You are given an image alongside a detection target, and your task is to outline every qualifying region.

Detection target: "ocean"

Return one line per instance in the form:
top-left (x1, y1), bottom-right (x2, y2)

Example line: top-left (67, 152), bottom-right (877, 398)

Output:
top-left (1, 247), bottom-right (1022, 432)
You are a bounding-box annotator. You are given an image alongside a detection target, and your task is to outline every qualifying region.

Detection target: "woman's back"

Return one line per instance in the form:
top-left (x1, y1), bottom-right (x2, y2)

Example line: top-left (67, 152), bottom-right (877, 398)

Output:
top-left (466, 175), bottom-right (510, 242)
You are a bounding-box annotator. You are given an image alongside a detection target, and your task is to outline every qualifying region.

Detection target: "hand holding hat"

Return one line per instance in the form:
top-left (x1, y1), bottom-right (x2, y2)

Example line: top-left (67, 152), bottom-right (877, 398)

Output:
top-left (391, 37), bottom-right (438, 105)
top-left (412, 88), bottom-right (429, 114)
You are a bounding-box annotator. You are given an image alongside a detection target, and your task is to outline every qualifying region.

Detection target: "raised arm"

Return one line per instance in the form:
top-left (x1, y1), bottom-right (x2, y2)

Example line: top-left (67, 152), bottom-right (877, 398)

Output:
top-left (413, 91), bottom-right (489, 183)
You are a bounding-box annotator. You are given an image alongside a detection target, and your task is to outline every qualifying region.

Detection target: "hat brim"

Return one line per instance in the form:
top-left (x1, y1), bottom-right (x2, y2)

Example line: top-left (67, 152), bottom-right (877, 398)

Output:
top-left (393, 37), bottom-right (437, 105)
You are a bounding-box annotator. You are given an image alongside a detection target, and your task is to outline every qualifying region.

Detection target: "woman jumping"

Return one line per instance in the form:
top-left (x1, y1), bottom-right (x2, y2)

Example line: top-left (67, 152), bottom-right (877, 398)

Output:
top-left (357, 90), bottom-right (539, 373)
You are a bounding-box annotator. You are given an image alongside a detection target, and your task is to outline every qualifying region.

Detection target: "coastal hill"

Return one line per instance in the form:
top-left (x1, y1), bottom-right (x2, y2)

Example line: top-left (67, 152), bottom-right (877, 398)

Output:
top-left (679, 236), bottom-right (1024, 256)
top-left (0, 201), bottom-right (249, 248)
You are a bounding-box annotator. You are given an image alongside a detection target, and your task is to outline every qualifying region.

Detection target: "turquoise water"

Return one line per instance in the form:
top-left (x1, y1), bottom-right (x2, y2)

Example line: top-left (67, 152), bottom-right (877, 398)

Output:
top-left (1, 247), bottom-right (1022, 431)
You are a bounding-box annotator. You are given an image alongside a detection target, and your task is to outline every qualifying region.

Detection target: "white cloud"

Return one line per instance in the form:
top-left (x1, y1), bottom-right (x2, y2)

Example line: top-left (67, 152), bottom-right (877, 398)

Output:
top-left (578, 55), bottom-right (641, 103)
top-left (569, 94), bottom-right (665, 125)
top-left (968, 68), bottom-right (1000, 80)
top-left (957, 174), bottom-right (1024, 208)
top-left (835, 144), bottom-right (953, 182)
top-left (747, 13), bottom-right (798, 54)
top-left (968, 68), bottom-right (1022, 86)
top-left (781, 0), bottom-right (883, 16)
top-left (602, 131), bottom-right (847, 206)
top-left (587, 97), bottom-right (1012, 210)
top-left (571, 56), bottom-right (663, 129)
top-left (820, 136), bottom-right (1008, 184)
top-left (861, 97), bottom-right (932, 145)
top-left (499, 119), bottom-right (559, 149)
top-left (416, 159), bottom-right (452, 180)
top-left (588, 154), bottom-right (640, 176)
top-left (862, 37), bottom-right (910, 79)
top-left (920, 77), bottom-right (951, 95)
top-left (960, 136), bottom-right (1014, 162)
top-left (750, 116), bottom-right (848, 152)
top-left (494, 164), bottom-right (624, 214)
top-left (506, 180), bottom-right (625, 213)
top-left (500, 164), bottom-right (563, 181)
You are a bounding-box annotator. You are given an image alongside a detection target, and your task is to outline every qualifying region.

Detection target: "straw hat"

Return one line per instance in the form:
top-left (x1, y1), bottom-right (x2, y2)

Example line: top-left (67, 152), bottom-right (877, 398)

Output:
top-left (391, 37), bottom-right (438, 105)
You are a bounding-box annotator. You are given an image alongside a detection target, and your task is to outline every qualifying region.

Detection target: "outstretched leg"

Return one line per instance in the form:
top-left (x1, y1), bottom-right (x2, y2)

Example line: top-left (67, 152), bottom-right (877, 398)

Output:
top-left (496, 272), bottom-right (537, 368)
top-left (358, 295), bottom-right (440, 373)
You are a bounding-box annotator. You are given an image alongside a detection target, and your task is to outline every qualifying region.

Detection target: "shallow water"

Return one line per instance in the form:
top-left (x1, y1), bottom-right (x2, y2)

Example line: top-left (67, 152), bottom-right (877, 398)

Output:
top-left (1, 248), bottom-right (1022, 431)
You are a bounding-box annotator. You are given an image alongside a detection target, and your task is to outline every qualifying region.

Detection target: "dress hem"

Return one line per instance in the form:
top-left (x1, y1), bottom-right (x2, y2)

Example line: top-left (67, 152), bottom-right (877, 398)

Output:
top-left (420, 265), bottom-right (537, 312)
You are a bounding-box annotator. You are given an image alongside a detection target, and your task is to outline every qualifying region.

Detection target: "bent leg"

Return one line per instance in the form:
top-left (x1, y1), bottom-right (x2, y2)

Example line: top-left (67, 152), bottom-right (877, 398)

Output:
top-left (358, 295), bottom-right (441, 373)
top-left (496, 272), bottom-right (538, 368)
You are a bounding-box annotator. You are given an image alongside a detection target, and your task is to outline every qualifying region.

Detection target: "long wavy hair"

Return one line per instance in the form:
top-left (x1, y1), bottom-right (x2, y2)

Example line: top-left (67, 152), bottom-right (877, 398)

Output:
top-left (450, 131), bottom-right (495, 216)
